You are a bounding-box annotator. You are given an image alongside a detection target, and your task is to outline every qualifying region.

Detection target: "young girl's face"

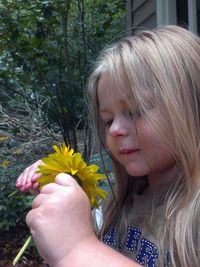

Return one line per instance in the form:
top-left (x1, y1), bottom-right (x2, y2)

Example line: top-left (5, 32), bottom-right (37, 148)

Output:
top-left (97, 72), bottom-right (176, 187)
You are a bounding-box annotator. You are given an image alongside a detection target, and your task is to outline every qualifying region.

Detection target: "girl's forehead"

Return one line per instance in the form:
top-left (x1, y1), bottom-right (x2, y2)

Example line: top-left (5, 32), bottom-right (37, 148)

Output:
top-left (98, 71), bottom-right (114, 88)
top-left (97, 71), bottom-right (129, 97)
top-left (97, 71), bottom-right (153, 108)
top-left (97, 72), bottom-right (127, 103)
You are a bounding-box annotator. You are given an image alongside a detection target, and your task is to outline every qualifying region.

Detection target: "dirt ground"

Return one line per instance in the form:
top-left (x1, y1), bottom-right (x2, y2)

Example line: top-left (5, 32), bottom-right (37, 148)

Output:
top-left (0, 225), bottom-right (48, 267)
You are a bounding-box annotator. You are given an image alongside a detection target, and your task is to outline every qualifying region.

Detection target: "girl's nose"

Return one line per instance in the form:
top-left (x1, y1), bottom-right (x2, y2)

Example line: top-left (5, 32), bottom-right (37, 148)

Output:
top-left (109, 119), bottom-right (129, 137)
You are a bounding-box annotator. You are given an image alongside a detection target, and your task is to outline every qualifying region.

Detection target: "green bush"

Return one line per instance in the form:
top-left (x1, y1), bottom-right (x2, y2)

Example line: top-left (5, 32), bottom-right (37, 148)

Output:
top-left (0, 139), bottom-right (33, 230)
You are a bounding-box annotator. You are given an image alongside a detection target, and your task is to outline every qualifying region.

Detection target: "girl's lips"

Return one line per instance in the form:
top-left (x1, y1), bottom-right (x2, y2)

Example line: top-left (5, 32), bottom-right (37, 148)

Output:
top-left (119, 148), bottom-right (140, 155)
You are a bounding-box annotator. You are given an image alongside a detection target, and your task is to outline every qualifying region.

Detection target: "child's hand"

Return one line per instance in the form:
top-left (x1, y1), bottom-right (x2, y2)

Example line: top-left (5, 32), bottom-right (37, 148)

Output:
top-left (16, 160), bottom-right (44, 195)
top-left (26, 174), bottom-right (141, 267)
top-left (26, 173), bottom-right (95, 265)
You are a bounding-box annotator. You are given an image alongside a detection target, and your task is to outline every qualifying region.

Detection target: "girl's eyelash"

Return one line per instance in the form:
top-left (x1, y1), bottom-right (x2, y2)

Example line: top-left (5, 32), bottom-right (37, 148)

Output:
top-left (135, 110), bottom-right (143, 117)
top-left (100, 117), bottom-right (112, 127)
top-left (104, 120), bottom-right (113, 127)
top-left (129, 109), bottom-right (143, 118)
top-left (101, 108), bottom-right (144, 127)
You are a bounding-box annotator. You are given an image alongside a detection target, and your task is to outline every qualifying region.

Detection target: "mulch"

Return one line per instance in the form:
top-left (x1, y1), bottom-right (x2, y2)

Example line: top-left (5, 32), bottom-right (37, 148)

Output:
top-left (0, 224), bottom-right (48, 267)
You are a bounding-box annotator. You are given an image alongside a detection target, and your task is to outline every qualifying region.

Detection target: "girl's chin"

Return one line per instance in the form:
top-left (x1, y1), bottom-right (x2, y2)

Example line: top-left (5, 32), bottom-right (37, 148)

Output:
top-left (125, 165), bottom-right (148, 177)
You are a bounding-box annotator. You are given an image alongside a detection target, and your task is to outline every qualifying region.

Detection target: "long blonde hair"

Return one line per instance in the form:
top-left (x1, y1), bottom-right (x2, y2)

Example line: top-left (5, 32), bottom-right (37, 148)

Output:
top-left (86, 25), bottom-right (200, 266)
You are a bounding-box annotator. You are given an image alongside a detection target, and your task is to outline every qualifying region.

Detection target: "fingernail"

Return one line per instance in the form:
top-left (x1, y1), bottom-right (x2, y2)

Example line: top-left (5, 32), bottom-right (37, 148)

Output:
top-left (33, 183), bottom-right (39, 189)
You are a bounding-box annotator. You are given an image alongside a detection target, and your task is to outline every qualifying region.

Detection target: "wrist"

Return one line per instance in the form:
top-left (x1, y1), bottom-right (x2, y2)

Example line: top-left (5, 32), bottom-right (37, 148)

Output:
top-left (50, 235), bottom-right (100, 267)
top-left (50, 236), bottom-right (140, 267)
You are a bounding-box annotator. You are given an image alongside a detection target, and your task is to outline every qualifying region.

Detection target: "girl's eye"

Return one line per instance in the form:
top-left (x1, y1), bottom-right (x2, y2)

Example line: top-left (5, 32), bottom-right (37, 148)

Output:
top-left (101, 118), bottom-right (113, 128)
top-left (129, 109), bottom-right (142, 119)
top-left (104, 120), bottom-right (113, 127)
top-left (128, 111), bottom-right (133, 117)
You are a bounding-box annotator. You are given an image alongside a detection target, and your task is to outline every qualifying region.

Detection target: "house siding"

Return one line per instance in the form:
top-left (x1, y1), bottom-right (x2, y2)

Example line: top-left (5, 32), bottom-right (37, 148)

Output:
top-left (127, 0), bottom-right (199, 34)
top-left (198, 0), bottom-right (200, 34)
top-left (127, 0), bottom-right (156, 32)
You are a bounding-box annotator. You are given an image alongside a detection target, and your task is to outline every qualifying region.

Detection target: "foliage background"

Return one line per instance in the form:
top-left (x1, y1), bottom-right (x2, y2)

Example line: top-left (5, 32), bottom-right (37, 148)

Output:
top-left (0, 0), bottom-right (126, 264)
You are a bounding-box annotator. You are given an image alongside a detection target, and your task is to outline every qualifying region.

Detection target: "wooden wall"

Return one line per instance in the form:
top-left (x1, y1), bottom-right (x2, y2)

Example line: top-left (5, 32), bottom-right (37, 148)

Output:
top-left (126, 0), bottom-right (156, 33)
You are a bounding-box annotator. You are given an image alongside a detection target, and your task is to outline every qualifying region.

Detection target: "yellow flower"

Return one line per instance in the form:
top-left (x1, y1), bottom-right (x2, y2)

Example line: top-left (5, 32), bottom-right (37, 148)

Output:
top-left (2, 160), bottom-right (10, 168)
top-left (0, 135), bottom-right (9, 141)
top-left (53, 143), bottom-right (74, 156)
top-left (12, 149), bottom-right (22, 156)
top-left (37, 144), bottom-right (107, 208)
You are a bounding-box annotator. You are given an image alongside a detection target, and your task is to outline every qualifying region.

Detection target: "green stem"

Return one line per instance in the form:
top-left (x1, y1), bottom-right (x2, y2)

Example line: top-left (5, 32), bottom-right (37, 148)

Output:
top-left (8, 190), bottom-right (18, 198)
top-left (13, 235), bottom-right (32, 266)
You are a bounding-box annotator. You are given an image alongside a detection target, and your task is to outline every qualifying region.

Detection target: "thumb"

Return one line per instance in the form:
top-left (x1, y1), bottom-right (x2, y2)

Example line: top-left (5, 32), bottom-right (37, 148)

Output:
top-left (55, 173), bottom-right (78, 186)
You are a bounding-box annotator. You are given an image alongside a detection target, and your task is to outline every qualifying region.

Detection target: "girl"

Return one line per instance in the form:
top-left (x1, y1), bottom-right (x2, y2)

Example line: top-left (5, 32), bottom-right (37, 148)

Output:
top-left (16, 25), bottom-right (200, 267)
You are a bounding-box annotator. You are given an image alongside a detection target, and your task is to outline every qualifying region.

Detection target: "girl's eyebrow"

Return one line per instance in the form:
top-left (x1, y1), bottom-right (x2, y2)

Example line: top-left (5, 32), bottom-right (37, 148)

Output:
top-left (99, 108), bottom-right (115, 114)
top-left (99, 108), bottom-right (111, 114)
top-left (99, 99), bottom-right (128, 113)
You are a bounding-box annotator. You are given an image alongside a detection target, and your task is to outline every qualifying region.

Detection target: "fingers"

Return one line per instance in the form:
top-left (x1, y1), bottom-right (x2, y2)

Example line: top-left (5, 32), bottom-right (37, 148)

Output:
top-left (16, 160), bottom-right (43, 192)
top-left (26, 173), bottom-right (91, 241)
top-left (31, 173), bottom-right (42, 183)
top-left (31, 193), bottom-right (48, 209)
top-left (55, 173), bottom-right (78, 187)
top-left (26, 209), bottom-right (34, 228)
top-left (26, 206), bottom-right (42, 229)
top-left (30, 184), bottom-right (58, 210)
top-left (32, 183), bottom-right (65, 209)
top-left (39, 174), bottom-right (78, 195)
top-left (33, 182), bottom-right (39, 189)
top-left (29, 187), bottom-right (40, 196)
top-left (16, 163), bottom-right (76, 194)
top-left (16, 168), bottom-right (30, 190)
top-left (40, 183), bottom-right (59, 194)
top-left (31, 175), bottom-right (79, 208)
